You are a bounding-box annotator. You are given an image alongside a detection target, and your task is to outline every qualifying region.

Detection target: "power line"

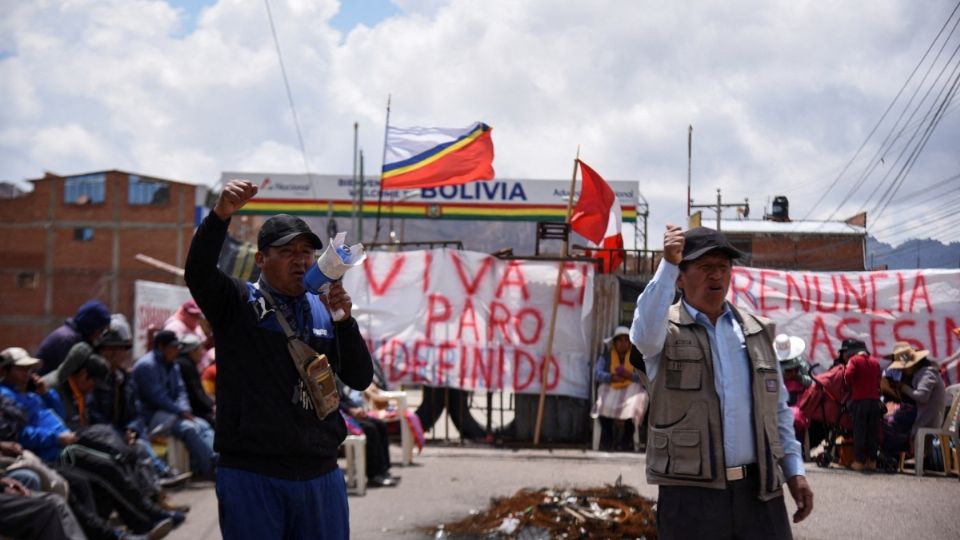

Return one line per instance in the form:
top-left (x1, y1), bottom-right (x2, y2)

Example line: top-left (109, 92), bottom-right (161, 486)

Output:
top-left (264, 0), bottom-right (315, 195)
top-left (824, 13), bottom-right (960, 223)
top-left (872, 198), bottom-right (960, 237)
top-left (868, 59), bottom-right (960, 225)
top-left (910, 214), bottom-right (960, 240)
top-left (802, 0), bottom-right (960, 221)
top-left (885, 172), bottom-right (960, 206)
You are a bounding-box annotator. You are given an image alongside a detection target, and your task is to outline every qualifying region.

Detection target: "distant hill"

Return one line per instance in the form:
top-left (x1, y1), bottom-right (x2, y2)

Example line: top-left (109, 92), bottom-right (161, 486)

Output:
top-left (867, 236), bottom-right (960, 269)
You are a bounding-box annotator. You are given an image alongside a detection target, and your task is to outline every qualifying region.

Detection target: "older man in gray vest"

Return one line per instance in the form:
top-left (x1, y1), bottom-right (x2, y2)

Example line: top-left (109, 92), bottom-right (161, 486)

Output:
top-left (631, 225), bottom-right (813, 539)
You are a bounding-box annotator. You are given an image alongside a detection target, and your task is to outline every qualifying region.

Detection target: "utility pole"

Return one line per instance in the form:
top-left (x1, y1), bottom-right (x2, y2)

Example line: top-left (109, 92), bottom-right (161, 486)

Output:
top-left (637, 194), bottom-right (649, 252)
top-left (689, 188), bottom-right (748, 231)
top-left (687, 125), bottom-right (692, 217)
top-left (352, 122), bottom-right (358, 233)
top-left (358, 149), bottom-right (365, 243)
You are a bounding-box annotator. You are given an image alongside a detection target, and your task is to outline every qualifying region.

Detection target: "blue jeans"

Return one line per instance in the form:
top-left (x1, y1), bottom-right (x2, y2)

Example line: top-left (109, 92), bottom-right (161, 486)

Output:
top-left (4, 469), bottom-right (42, 491)
top-left (216, 467), bottom-right (349, 540)
top-left (149, 411), bottom-right (216, 477)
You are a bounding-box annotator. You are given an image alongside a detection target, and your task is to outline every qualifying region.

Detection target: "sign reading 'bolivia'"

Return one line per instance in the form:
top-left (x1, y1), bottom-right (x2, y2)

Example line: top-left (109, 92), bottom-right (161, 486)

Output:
top-left (221, 172), bottom-right (638, 222)
top-left (343, 249), bottom-right (595, 398)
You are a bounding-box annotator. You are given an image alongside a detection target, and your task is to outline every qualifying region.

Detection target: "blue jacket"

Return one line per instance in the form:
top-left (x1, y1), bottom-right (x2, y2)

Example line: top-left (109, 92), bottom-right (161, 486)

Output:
top-left (132, 350), bottom-right (191, 422)
top-left (35, 321), bottom-right (83, 375)
top-left (0, 383), bottom-right (69, 463)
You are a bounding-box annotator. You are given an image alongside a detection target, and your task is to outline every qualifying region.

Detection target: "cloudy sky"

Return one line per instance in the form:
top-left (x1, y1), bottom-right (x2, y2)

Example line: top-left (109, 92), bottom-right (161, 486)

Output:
top-left (1, 0), bottom-right (958, 249)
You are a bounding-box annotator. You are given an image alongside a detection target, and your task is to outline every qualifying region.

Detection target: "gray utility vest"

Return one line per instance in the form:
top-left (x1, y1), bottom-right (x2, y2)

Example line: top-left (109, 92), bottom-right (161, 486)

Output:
top-left (643, 302), bottom-right (786, 501)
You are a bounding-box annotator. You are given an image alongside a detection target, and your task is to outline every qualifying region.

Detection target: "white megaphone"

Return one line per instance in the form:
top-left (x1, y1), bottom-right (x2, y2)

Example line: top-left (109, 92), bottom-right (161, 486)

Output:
top-left (303, 232), bottom-right (367, 321)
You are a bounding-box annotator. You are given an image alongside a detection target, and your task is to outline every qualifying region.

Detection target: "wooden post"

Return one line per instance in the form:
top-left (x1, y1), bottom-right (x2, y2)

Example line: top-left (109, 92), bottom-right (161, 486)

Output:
top-left (533, 148), bottom-right (580, 445)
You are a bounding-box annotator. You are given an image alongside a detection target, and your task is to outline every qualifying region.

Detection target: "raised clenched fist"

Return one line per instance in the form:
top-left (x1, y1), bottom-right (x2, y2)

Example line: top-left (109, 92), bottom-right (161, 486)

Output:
top-left (213, 180), bottom-right (259, 220)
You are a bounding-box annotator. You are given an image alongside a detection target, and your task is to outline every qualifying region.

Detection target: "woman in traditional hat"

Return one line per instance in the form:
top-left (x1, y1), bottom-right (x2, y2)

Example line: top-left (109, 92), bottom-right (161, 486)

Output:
top-left (592, 326), bottom-right (648, 452)
top-left (774, 334), bottom-right (812, 407)
top-left (879, 342), bottom-right (946, 465)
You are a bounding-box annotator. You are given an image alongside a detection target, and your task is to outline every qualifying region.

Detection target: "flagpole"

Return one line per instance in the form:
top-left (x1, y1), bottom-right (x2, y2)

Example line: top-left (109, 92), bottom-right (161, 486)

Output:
top-left (687, 124), bottom-right (692, 218)
top-left (533, 146), bottom-right (580, 446)
top-left (373, 94), bottom-right (391, 245)
top-left (352, 121), bottom-right (359, 236)
top-left (358, 149), bottom-right (364, 241)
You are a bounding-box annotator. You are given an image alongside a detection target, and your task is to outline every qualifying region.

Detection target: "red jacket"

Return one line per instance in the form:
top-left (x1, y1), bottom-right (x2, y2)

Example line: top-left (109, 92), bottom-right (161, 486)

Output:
top-left (843, 353), bottom-right (881, 401)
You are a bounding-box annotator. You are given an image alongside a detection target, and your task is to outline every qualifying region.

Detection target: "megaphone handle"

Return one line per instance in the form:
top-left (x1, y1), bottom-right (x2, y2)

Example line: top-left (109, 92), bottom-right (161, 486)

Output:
top-left (321, 279), bottom-right (346, 321)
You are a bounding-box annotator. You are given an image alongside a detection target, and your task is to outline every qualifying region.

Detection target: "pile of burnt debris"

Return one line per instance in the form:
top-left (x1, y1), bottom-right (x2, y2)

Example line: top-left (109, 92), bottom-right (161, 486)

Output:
top-left (428, 479), bottom-right (656, 539)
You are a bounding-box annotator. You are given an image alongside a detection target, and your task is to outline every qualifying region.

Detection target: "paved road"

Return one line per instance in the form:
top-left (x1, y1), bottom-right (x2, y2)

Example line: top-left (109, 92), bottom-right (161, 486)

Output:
top-left (167, 446), bottom-right (960, 539)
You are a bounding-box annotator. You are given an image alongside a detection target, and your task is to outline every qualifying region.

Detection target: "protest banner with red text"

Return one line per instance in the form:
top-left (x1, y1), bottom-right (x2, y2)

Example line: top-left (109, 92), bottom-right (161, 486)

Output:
top-left (728, 267), bottom-right (960, 368)
top-left (133, 280), bottom-right (192, 359)
top-left (343, 249), bottom-right (595, 398)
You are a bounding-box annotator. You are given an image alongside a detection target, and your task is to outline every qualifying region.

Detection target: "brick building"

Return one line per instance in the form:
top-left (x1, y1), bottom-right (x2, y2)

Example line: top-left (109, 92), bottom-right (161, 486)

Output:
top-left (0, 170), bottom-right (207, 351)
top-left (719, 217), bottom-right (867, 271)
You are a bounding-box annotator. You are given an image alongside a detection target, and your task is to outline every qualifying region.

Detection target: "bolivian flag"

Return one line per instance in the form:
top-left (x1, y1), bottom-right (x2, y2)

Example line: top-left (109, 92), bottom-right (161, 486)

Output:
top-left (381, 122), bottom-right (495, 190)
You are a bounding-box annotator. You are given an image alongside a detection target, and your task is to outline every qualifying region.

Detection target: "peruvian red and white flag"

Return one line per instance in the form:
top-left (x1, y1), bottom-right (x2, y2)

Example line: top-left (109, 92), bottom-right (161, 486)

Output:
top-left (570, 160), bottom-right (624, 273)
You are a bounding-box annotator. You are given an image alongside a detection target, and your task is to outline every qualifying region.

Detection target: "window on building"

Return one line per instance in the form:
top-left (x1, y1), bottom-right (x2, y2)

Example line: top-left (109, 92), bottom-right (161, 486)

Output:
top-left (128, 175), bottom-right (170, 205)
top-left (64, 173), bottom-right (106, 205)
top-left (16, 271), bottom-right (38, 290)
top-left (74, 227), bottom-right (94, 241)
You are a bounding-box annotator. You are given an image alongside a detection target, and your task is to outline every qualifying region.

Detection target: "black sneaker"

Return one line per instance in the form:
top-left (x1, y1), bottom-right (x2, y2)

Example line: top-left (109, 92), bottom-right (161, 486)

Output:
top-left (145, 518), bottom-right (173, 540)
top-left (369, 474), bottom-right (401, 487)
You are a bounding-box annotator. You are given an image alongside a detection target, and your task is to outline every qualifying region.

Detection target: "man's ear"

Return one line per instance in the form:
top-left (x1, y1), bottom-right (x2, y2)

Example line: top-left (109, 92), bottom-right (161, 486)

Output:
top-left (676, 272), bottom-right (685, 291)
top-left (255, 250), bottom-right (265, 268)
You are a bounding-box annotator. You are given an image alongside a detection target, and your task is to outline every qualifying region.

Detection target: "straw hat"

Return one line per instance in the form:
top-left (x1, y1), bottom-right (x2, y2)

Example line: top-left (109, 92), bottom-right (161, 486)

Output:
top-left (885, 342), bottom-right (929, 371)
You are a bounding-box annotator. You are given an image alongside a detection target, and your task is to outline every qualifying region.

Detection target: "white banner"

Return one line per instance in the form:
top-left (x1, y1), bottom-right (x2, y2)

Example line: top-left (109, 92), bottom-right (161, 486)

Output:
top-left (133, 280), bottom-right (192, 359)
top-left (344, 249), bottom-right (595, 398)
top-left (728, 267), bottom-right (960, 369)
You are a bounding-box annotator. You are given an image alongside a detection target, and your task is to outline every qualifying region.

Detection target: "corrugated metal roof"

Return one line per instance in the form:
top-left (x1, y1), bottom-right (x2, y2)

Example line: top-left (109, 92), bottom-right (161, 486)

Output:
top-left (719, 219), bottom-right (866, 235)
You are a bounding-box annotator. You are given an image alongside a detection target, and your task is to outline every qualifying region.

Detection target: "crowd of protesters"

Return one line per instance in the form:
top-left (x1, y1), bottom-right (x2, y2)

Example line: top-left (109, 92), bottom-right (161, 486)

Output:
top-left (778, 333), bottom-right (953, 473)
top-left (0, 299), bottom-right (217, 539)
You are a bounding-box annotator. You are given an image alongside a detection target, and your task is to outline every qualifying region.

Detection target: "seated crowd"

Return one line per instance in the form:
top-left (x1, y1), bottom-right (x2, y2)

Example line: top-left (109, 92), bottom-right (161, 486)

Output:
top-left (0, 299), bottom-right (215, 539)
top-left (780, 333), bottom-right (953, 473)
top-left (2, 297), bottom-right (421, 538)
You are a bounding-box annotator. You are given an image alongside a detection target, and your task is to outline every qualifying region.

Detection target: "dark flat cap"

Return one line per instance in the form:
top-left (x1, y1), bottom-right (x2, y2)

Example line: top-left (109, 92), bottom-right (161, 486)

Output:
top-left (682, 227), bottom-right (742, 262)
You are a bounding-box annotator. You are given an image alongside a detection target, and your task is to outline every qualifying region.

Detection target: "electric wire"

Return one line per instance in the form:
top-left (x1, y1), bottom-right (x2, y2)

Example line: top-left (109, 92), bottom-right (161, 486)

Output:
top-left (800, 0), bottom-right (960, 221)
top-left (264, 0), bottom-right (316, 196)
top-left (822, 13), bottom-right (960, 223)
top-left (885, 172), bottom-right (960, 206)
top-left (868, 62), bottom-right (960, 226)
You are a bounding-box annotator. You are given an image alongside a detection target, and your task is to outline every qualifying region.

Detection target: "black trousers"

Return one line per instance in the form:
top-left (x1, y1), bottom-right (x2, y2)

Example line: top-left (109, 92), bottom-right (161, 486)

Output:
top-left (598, 417), bottom-right (636, 451)
top-left (657, 473), bottom-right (793, 540)
top-left (415, 387), bottom-right (487, 440)
top-left (357, 416), bottom-right (392, 479)
top-left (850, 399), bottom-right (881, 463)
top-left (57, 466), bottom-right (124, 540)
top-left (62, 445), bottom-right (168, 533)
top-left (0, 491), bottom-right (82, 540)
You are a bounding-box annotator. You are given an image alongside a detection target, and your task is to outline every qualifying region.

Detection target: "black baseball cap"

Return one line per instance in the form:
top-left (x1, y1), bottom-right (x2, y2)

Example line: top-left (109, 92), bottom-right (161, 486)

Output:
top-left (257, 214), bottom-right (323, 252)
top-left (682, 227), bottom-right (742, 262)
top-left (838, 338), bottom-right (868, 356)
top-left (153, 330), bottom-right (180, 350)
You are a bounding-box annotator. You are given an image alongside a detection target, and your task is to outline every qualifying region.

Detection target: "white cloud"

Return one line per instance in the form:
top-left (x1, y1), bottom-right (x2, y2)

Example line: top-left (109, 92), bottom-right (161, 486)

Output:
top-left (0, 0), bottom-right (957, 246)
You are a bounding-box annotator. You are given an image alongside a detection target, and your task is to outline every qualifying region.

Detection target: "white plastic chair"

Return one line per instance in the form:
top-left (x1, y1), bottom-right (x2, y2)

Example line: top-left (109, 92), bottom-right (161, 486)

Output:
top-left (166, 437), bottom-right (191, 475)
top-left (379, 391), bottom-right (414, 466)
top-left (342, 435), bottom-right (367, 495)
top-left (913, 384), bottom-right (960, 477)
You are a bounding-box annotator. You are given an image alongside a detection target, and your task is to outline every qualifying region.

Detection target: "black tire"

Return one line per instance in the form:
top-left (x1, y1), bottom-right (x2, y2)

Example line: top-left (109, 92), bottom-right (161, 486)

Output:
top-left (816, 452), bottom-right (832, 468)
